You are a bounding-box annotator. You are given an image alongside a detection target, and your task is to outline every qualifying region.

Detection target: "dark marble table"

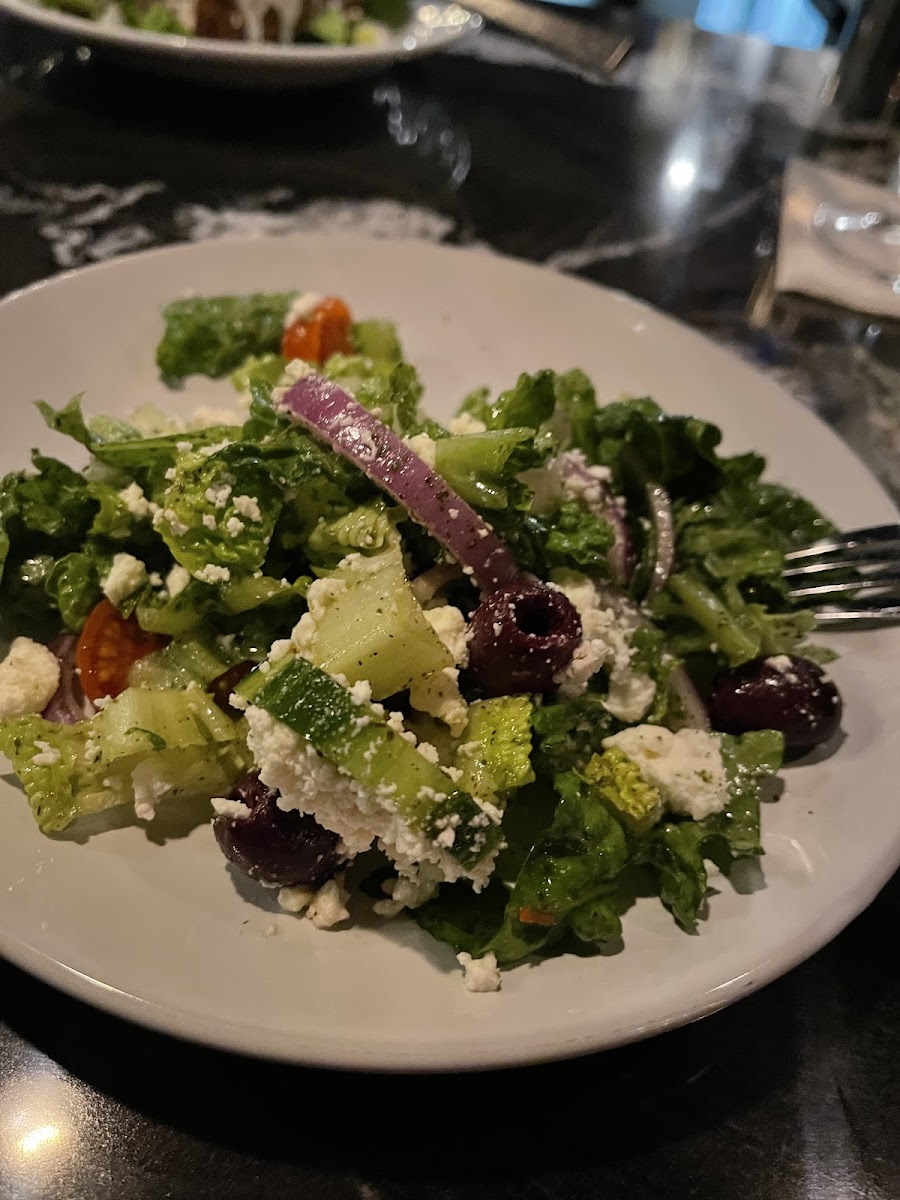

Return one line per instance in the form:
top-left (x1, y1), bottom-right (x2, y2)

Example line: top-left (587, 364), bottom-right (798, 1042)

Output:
top-left (0, 15), bottom-right (897, 1199)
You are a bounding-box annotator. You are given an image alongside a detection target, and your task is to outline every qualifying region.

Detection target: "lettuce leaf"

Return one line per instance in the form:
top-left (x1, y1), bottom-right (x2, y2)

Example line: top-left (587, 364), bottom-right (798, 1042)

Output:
top-left (156, 292), bottom-right (296, 383)
top-left (156, 442), bottom-right (282, 575)
top-left (0, 686), bottom-right (248, 833)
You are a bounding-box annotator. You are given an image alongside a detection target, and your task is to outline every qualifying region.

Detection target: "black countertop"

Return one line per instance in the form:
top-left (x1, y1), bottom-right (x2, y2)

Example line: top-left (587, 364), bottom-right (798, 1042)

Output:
top-left (0, 16), bottom-right (897, 1198)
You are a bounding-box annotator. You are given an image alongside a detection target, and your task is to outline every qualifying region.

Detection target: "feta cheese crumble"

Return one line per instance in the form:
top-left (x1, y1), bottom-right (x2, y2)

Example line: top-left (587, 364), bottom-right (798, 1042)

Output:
top-left (405, 432), bottom-right (437, 468)
top-left (165, 564), bottom-right (190, 598)
top-left (0, 638), bottom-right (60, 718)
top-left (603, 726), bottom-right (728, 820)
top-left (457, 951), bottom-right (501, 992)
top-left (245, 706), bottom-right (500, 890)
top-left (193, 564), bottom-right (231, 585)
top-left (233, 495), bottom-right (262, 523)
top-left (449, 412), bottom-right (488, 435)
top-left (118, 482), bottom-right (153, 520)
top-left (424, 605), bottom-right (470, 667)
top-left (31, 740), bottom-right (60, 767)
top-left (553, 575), bottom-right (655, 722)
top-left (102, 553), bottom-right (147, 606)
top-left (211, 796), bottom-right (252, 821)
top-left (284, 291), bottom-right (323, 327)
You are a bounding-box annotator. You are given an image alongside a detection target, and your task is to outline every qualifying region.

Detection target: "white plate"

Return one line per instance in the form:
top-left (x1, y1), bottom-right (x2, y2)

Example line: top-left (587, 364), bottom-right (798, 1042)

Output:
top-left (0, 0), bottom-right (479, 85)
top-left (0, 235), bottom-right (897, 1071)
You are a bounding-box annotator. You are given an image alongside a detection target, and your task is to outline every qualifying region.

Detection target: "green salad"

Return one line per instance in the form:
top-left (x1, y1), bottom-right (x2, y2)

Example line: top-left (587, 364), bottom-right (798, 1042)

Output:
top-left (0, 288), bottom-right (844, 991)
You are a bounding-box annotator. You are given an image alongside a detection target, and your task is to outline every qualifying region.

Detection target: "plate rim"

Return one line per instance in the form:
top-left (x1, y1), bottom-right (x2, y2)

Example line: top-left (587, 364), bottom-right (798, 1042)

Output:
top-left (0, 0), bottom-right (477, 65)
top-left (0, 233), bottom-right (897, 1072)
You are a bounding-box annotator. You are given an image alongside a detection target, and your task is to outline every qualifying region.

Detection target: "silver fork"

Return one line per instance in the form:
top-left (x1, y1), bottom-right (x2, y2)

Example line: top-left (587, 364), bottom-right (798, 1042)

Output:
top-left (784, 524), bottom-right (900, 625)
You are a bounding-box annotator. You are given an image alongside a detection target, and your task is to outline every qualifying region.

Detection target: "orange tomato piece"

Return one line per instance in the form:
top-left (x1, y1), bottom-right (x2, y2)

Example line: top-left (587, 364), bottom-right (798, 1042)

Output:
top-left (75, 599), bottom-right (169, 703)
top-left (281, 296), bottom-right (354, 365)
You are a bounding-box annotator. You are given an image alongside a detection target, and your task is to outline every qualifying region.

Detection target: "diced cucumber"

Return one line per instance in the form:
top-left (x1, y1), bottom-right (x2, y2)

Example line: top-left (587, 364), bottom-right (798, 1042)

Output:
top-left (303, 548), bottom-right (451, 700)
top-left (246, 657), bottom-right (500, 869)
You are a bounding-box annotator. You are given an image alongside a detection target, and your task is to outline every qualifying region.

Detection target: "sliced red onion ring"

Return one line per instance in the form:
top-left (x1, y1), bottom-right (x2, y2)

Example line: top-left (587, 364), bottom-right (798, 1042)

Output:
top-left (41, 632), bottom-right (95, 724)
top-left (279, 373), bottom-right (523, 593)
top-left (667, 664), bottom-right (710, 732)
top-left (556, 451), bottom-right (634, 586)
top-left (645, 482), bottom-right (674, 600)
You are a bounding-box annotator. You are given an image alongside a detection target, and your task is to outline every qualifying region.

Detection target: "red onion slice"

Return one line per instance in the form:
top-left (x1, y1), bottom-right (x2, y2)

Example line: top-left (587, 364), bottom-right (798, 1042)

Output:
top-left (41, 632), bottom-right (95, 724)
top-left (556, 451), bottom-right (634, 586)
top-left (645, 482), bottom-right (675, 600)
top-left (278, 373), bottom-right (523, 593)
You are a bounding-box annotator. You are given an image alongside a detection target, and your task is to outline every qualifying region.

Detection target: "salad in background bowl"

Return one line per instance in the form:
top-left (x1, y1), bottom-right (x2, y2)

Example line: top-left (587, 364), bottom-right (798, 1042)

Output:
top-left (33, 0), bottom-right (409, 44)
top-left (0, 288), bottom-right (844, 992)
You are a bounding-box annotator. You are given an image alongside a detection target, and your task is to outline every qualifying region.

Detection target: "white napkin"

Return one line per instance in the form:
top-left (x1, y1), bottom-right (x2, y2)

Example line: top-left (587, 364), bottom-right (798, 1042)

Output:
top-left (777, 158), bottom-right (900, 318)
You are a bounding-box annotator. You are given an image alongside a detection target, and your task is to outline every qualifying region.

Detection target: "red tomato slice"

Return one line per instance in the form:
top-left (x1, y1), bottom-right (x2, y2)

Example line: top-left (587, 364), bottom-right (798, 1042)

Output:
top-left (75, 599), bottom-right (169, 703)
top-left (281, 295), bottom-right (354, 365)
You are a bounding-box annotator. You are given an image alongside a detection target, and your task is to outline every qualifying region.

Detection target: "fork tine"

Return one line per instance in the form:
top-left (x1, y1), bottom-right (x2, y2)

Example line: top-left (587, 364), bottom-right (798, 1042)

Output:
top-left (789, 573), bottom-right (900, 600)
top-left (813, 606), bottom-right (900, 626)
top-left (784, 528), bottom-right (900, 564)
top-left (784, 558), bottom-right (900, 581)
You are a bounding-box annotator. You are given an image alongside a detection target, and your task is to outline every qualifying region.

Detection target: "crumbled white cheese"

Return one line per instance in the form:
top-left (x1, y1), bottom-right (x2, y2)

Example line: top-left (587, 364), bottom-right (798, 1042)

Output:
top-left (211, 796), bottom-right (252, 821)
top-left (284, 291), bottom-right (323, 327)
top-left (373, 863), bottom-right (441, 917)
top-left (198, 439), bottom-right (234, 459)
top-left (156, 508), bottom-right (189, 537)
top-left (118, 482), bottom-right (152, 520)
top-left (603, 726), bottom-right (728, 820)
top-left (766, 655), bottom-right (799, 683)
top-left (268, 639), bottom-right (294, 665)
top-left (553, 574), bottom-right (655, 722)
top-left (164, 467), bottom-right (177, 481)
top-left (204, 484), bottom-right (232, 509)
top-left (417, 741), bottom-right (440, 764)
top-left (348, 679), bottom-right (373, 705)
top-left (102, 553), bottom-right (147, 606)
top-left (225, 517), bottom-right (245, 539)
top-left (176, 440), bottom-right (192, 453)
top-left (31, 739), bottom-right (60, 767)
top-left (424, 605), bottom-right (470, 667)
top-left (408, 666), bottom-right (468, 736)
top-left (405, 432), bottom-right (437, 468)
top-left (148, 572), bottom-right (163, 588)
top-left (233, 495), bottom-right (262, 523)
top-left (557, 449), bottom-right (612, 508)
top-left (277, 885), bottom-right (314, 914)
top-left (245, 706), bottom-right (499, 889)
top-left (272, 358), bottom-right (315, 408)
top-left (202, 514), bottom-right (217, 530)
top-left (193, 564), bottom-right (231, 585)
top-left (307, 876), bottom-right (350, 929)
top-left (449, 412), bottom-right (488, 435)
top-left (165, 564), bottom-right (190, 598)
top-left (457, 951), bottom-right (501, 993)
top-left (83, 738), bottom-right (101, 764)
top-left (0, 638), bottom-right (61, 719)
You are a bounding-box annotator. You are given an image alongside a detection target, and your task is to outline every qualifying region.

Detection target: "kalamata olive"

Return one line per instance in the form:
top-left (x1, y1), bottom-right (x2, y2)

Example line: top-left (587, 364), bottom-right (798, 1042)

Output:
top-left (213, 771), bottom-right (343, 887)
top-left (707, 654), bottom-right (842, 754)
top-left (209, 660), bottom-right (255, 716)
top-left (468, 580), bottom-right (582, 696)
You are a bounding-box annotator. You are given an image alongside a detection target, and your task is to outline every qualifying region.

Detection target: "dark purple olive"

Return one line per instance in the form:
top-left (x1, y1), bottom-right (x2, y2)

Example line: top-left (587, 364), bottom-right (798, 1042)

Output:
top-left (468, 580), bottom-right (582, 696)
top-left (707, 655), bottom-right (842, 754)
top-left (213, 771), bottom-right (343, 887)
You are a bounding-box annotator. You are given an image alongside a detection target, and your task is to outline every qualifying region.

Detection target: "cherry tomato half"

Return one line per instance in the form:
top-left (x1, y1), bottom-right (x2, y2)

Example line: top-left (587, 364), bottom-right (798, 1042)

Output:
top-left (281, 296), bottom-right (354, 365)
top-left (75, 599), bottom-right (169, 703)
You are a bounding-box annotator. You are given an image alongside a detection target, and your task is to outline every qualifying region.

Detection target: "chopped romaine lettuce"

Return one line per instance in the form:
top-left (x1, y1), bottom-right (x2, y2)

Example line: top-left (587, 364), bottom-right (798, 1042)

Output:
top-left (0, 686), bottom-right (247, 833)
top-left (156, 292), bottom-right (296, 383)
